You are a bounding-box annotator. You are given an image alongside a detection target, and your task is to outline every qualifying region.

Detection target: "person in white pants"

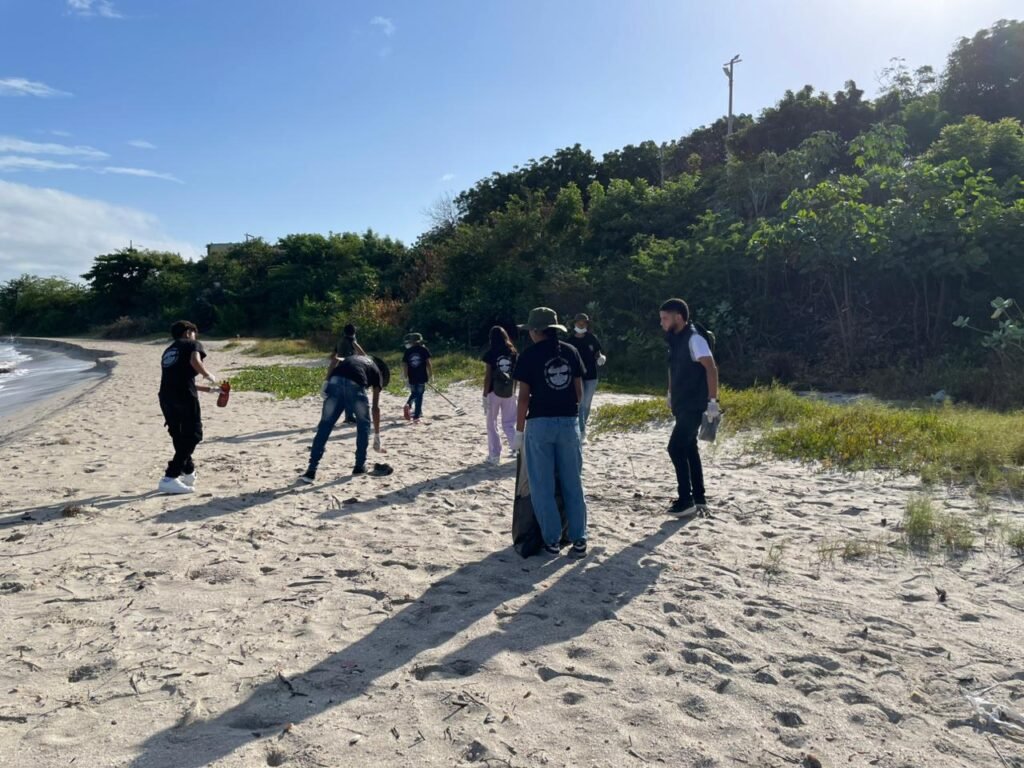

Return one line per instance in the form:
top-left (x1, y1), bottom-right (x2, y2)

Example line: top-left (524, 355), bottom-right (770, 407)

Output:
top-left (480, 325), bottom-right (519, 464)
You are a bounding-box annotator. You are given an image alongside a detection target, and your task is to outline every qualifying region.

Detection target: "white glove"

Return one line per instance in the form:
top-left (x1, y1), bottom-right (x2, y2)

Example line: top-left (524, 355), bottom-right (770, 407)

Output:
top-left (204, 374), bottom-right (218, 388)
top-left (706, 400), bottom-right (721, 421)
top-left (373, 434), bottom-right (383, 452)
top-left (666, 390), bottom-right (672, 410)
top-left (512, 430), bottom-right (524, 451)
top-left (597, 353), bottom-right (607, 367)
top-left (482, 395), bottom-right (489, 414)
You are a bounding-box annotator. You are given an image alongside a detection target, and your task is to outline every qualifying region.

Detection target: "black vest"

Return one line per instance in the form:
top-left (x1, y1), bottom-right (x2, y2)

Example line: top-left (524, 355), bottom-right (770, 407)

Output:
top-left (667, 325), bottom-right (709, 415)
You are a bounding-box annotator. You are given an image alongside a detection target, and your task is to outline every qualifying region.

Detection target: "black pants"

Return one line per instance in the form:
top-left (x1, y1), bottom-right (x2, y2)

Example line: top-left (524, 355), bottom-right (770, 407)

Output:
top-left (160, 395), bottom-right (203, 478)
top-left (667, 410), bottom-right (705, 505)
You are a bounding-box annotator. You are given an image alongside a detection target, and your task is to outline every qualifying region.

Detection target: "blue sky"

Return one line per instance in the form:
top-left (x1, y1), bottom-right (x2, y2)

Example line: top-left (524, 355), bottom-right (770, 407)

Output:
top-left (1, 0), bottom-right (1021, 281)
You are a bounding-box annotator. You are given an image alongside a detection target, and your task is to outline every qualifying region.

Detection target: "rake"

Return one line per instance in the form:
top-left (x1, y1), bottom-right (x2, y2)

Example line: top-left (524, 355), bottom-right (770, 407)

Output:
top-left (427, 383), bottom-right (466, 416)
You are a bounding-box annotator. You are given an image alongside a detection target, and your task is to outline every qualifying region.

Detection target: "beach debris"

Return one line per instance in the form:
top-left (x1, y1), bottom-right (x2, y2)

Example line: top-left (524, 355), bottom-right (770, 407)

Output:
top-left (936, 587), bottom-right (947, 603)
top-left (61, 504), bottom-right (84, 517)
top-left (802, 755), bottom-right (823, 768)
top-left (966, 684), bottom-right (1024, 738)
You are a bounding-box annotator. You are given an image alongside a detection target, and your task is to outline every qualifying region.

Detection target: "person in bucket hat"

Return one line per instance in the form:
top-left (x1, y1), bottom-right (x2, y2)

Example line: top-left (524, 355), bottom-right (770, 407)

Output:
top-left (512, 307), bottom-right (589, 558)
top-left (402, 332), bottom-right (432, 421)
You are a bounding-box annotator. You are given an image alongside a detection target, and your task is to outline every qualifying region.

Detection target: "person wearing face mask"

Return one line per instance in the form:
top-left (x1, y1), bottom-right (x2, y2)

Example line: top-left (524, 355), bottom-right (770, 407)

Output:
top-left (565, 313), bottom-right (605, 443)
top-left (401, 333), bottom-right (432, 422)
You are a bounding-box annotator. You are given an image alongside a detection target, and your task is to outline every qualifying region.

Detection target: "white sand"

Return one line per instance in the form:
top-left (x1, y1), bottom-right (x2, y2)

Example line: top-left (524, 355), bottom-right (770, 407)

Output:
top-left (1, 339), bottom-right (1022, 768)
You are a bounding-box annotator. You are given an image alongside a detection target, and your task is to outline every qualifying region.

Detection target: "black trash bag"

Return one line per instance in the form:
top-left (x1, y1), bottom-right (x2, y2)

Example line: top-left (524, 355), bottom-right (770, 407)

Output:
top-left (511, 446), bottom-right (568, 558)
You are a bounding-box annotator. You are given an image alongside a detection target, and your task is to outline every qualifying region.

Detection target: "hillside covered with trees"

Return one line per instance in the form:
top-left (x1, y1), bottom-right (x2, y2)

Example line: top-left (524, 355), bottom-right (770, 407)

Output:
top-left (3, 19), bottom-right (1023, 403)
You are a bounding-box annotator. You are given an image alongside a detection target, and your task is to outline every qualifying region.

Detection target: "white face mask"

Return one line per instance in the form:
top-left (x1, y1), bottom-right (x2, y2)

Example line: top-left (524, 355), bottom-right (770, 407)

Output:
top-left (574, 325), bottom-right (587, 335)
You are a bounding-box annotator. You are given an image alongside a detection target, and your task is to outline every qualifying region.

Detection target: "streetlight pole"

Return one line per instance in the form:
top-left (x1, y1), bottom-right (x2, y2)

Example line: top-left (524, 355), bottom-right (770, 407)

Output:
top-left (723, 54), bottom-right (742, 138)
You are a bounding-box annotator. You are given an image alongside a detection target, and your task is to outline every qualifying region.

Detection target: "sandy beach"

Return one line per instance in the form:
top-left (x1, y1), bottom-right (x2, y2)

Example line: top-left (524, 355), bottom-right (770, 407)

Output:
top-left (1, 339), bottom-right (1022, 768)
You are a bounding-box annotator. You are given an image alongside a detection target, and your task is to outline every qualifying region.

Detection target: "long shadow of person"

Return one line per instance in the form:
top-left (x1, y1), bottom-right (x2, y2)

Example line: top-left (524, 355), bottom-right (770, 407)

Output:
top-left (127, 518), bottom-right (689, 768)
top-left (0, 491), bottom-right (160, 529)
top-left (318, 461), bottom-right (516, 519)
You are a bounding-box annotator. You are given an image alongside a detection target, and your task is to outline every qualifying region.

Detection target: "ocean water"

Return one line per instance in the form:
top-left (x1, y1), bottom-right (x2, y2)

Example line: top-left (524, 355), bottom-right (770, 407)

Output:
top-left (0, 340), bottom-right (106, 421)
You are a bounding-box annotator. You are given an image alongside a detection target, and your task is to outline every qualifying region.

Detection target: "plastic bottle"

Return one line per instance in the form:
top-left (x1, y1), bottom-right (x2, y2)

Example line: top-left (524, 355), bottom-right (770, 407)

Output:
top-left (217, 380), bottom-right (231, 408)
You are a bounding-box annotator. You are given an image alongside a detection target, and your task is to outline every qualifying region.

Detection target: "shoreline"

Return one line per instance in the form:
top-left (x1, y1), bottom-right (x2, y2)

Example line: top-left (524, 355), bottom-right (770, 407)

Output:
top-left (0, 338), bottom-right (117, 445)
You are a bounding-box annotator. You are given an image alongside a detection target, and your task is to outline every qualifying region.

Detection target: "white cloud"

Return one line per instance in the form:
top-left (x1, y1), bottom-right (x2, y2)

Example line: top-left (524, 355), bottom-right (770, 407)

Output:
top-left (67, 0), bottom-right (121, 18)
top-left (0, 78), bottom-right (70, 98)
top-left (0, 157), bottom-right (83, 172)
top-left (100, 166), bottom-right (181, 183)
top-left (370, 16), bottom-right (395, 36)
top-left (440, 173), bottom-right (456, 182)
top-left (128, 139), bottom-right (156, 149)
top-left (50, 130), bottom-right (73, 138)
top-left (0, 180), bottom-right (198, 281)
top-left (0, 156), bottom-right (182, 184)
top-left (0, 136), bottom-right (107, 159)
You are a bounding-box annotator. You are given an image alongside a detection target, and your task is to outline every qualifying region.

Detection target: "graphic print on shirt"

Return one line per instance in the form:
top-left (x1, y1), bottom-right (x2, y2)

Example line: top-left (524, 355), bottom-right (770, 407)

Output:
top-left (162, 347), bottom-right (180, 368)
top-left (408, 352), bottom-right (424, 369)
top-left (496, 355), bottom-right (513, 376)
top-left (544, 356), bottom-right (572, 390)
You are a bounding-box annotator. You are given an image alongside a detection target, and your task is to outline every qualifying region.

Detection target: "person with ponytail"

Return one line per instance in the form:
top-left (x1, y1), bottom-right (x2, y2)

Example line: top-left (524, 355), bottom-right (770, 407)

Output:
top-left (512, 307), bottom-right (589, 558)
top-left (481, 325), bottom-right (519, 464)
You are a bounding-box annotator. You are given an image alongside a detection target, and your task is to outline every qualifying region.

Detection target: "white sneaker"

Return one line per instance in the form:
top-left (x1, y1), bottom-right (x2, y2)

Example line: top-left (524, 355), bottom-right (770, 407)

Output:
top-left (180, 471), bottom-right (197, 487)
top-left (158, 476), bottom-right (194, 495)
top-left (507, 448), bottom-right (519, 458)
top-left (486, 455), bottom-right (500, 465)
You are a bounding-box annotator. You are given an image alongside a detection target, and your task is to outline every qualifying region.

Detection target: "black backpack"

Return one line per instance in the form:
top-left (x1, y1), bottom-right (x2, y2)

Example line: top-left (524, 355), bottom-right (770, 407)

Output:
top-left (492, 363), bottom-right (515, 399)
top-left (692, 321), bottom-right (716, 354)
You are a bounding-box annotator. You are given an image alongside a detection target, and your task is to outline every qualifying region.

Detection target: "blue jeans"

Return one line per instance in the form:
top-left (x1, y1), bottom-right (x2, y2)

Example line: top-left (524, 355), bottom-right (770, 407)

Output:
top-left (406, 382), bottom-right (425, 419)
top-left (308, 377), bottom-right (370, 472)
top-left (525, 417), bottom-right (587, 546)
top-left (578, 378), bottom-right (598, 437)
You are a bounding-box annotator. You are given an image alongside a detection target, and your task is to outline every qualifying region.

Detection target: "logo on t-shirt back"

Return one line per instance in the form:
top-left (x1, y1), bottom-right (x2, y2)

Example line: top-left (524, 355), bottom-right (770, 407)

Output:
top-left (544, 357), bottom-right (572, 390)
top-left (161, 347), bottom-right (179, 368)
top-left (408, 353), bottom-right (423, 368)
top-left (496, 355), bottom-right (513, 375)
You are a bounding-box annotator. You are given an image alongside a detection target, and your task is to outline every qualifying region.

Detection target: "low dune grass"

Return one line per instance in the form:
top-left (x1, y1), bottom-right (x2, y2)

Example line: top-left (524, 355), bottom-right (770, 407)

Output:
top-left (589, 384), bottom-right (1024, 492)
top-left (230, 351), bottom-right (483, 400)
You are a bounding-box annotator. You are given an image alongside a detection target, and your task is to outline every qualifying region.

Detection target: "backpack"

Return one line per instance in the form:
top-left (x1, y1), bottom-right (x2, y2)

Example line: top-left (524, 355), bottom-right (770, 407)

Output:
top-left (692, 321), bottom-right (716, 354)
top-left (492, 365), bottom-right (515, 399)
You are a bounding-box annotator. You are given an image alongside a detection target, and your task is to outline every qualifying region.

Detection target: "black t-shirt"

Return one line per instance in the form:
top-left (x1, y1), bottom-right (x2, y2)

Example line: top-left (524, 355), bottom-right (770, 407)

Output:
top-left (330, 355), bottom-right (382, 389)
top-left (160, 339), bottom-right (205, 400)
top-left (566, 332), bottom-right (600, 381)
top-left (482, 348), bottom-right (518, 397)
top-left (513, 339), bottom-right (585, 419)
top-left (402, 344), bottom-right (431, 385)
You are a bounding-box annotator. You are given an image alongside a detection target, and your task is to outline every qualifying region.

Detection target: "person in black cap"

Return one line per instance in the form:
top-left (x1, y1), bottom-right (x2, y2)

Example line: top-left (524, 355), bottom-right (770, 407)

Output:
top-left (512, 307), bottom-right (589, 558)
top-left (660, 298), bottom-right (719, 516)
top-left (301, 353), bottom-right (390, 482)
top-left (565, 312), bottom-right (606, 443)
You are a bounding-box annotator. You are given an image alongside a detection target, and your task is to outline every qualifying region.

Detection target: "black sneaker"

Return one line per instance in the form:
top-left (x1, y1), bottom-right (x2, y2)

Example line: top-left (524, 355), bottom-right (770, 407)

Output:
top-left (352, 465), bottom-right (367, 475)
top-left (299, 470), bottom-right (316, 484)
top-left (568, 540), bottom-right (588, 558)
top-left (669, 499), bottom-right (698, 517)
top-left (543, 543), bottom-right (561, 556)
